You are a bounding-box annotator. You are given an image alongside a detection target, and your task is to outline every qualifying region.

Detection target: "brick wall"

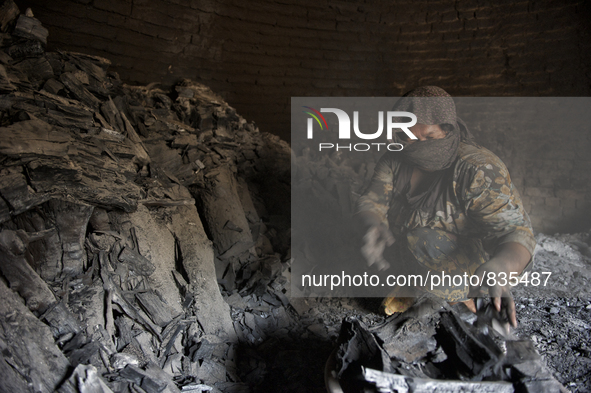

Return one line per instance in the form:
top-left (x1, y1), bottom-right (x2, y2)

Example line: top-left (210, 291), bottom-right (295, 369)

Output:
top-left (14, 0), bottom-right (591, 233)
top-left (457, 98), bottom-right (591, 234)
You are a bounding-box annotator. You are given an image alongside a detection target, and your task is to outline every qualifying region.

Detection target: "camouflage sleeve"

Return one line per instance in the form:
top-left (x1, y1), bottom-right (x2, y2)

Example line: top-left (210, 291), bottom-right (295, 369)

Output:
top-left (462, 153), bottom-right (537, 256)
top-left (355, 153), bottom-right (396, 227)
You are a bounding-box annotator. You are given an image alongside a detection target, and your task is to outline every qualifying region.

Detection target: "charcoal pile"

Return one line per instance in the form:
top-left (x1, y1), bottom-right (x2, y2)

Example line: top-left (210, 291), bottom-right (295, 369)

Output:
top-left (292, 146), bottom-right (374, 221)
top-left (0, 2), bottom-right (296, 392)
top-left (290, 144), bottom-right (383, 299)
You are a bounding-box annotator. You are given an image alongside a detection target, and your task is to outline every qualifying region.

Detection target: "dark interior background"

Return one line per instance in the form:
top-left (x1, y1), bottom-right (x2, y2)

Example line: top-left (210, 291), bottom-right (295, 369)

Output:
top-left (14, 0), bottom-right (591, 234)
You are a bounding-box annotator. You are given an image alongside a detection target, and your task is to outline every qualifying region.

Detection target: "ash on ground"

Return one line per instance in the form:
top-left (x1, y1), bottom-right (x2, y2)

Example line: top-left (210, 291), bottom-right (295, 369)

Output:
top-left (512, 231), bottom-right (591, 393)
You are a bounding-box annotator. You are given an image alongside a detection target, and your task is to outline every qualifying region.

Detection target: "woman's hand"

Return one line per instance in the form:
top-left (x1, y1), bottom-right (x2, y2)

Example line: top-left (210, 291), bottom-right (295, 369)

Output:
top-left (469, 242), bottom-right (531, 327)
top-left (361, 224), bottom-right (395, 271)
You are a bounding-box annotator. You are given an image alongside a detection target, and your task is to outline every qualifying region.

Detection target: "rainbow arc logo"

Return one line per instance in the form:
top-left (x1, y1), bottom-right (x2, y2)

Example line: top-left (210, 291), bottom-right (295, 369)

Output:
top-left (302, 106), bottom-right (328, 131)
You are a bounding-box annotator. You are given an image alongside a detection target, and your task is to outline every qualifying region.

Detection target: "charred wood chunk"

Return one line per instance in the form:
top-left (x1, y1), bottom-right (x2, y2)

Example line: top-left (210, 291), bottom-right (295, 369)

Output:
top-left (57, 364), bottom-right (114, 393)
top-left (60, 71), bottom-right (101, 109)
top-left (378, 317), bottom-right (438, 364)
top-left (89, 207), bottom-right (111, 232)
top-left (0, 0), bottom-right (19, 32)
top-left (115, 316), bottom-right (134, 351)
top-left (136, 290), bottom-right (181, 327)
top-left (144, 140), bottom-right (186, 176)
top-left (171, 134), bottom-right (198, 149)
top-left (12, 14), bottom-right (49, 44)
top-left (0, 229), bottom-right (56, 313)
top-left (335, 317), bottom-right (393, 392)
top-left (119, 364), bottom-right (170, 393)
top-left (13, 210), bottom-right (63, 281)
top-left (43, 78), bottom-right (65, 94)
top-left (196, 164), bottom-right (253, 256)
top-left (0, 196), bottom-right (10, 223)
top-left (0, 63), bottom-right (16, 92)
top-left (63, 340), bottom-right (101, 370)
top-left (516, 379), bottom-right (565, 393)
top-left (504, 340), bottom-right (541, 365)
top-left (435, 310), bottom-right (503, 379)
top-left (40, 301), bottom-right (82, 338)
top-left (26, 159), bottom-right (82, 194)
top-left (0, 171), bottom-right (26, 213)
top-left (74, 55), bottom-right (107, 83)
top-left (508, 341), bottom-right (555, 384)
top-left (30, 92), bottom-right (95, 128)
top-left (196, 359), bottom-right (227, 386)
top-left (100, 96), bottom-right (124, 132)
top-left (363, 368), bottom-right (515, 393)
top-left (370, 297), bottom-right (444, 365)
top-left (64, 51), bottom-right (112, 73)
top-left (8, 38), bottom-right (44, 59)
top-left (111, 287), bottom-right (162, 340)
top-left (0, 168), bottom-right (49, 216)
top-left (48, 199), bottom-right (94, 278)
top-left (0, 279), bottom-right (69, 393)
top-left (12, 56), bottom-right (54, 87)
top-left (0, 119), bottom-right (72, 158)
top-left (118, 246), bottom-right (156, 276)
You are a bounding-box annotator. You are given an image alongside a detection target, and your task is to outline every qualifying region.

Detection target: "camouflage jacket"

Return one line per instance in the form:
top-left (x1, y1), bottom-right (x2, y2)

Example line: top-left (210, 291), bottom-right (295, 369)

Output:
top-left (357, 142), bottom-right (536, 256)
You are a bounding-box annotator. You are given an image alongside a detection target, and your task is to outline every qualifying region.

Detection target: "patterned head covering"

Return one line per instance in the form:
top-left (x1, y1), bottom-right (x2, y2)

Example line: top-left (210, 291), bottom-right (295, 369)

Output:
top-left (391, 86), bottom-right (476, 171)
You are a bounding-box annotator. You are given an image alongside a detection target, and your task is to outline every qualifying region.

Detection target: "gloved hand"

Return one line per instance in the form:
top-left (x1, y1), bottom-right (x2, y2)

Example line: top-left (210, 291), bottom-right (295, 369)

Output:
top-left (468, 242), bottom-right (531, 328)
top-left (361, 224), bottom-right (395, 271)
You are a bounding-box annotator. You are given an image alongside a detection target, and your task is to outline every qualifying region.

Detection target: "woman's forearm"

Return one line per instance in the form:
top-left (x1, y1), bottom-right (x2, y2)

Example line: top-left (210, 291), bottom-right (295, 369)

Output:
top-left (491, 242), bottom-right (532, 275)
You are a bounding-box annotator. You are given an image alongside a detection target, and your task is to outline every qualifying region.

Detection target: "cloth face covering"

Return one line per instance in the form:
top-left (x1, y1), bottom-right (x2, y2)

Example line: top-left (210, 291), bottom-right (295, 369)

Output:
top-left (400, 131), bottom-right (460, 172)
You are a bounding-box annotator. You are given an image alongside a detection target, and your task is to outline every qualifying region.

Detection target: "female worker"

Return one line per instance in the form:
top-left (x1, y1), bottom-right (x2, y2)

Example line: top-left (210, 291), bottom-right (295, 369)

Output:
top-left (356, 86), bottom-right (536, 326)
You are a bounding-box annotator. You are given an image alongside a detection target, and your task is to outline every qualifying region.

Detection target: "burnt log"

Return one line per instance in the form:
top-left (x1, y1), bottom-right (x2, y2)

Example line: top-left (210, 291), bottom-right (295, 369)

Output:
top-left (0, 228), bottom-right (56, 313)
top-left (48, 198), bottom-right (94, 278)
top-left (0, 118), bottom-right (72, 158)
top-left (136, 290), bottom-right (181, 327)
top-left (109, 205), bottom-right (184, 319)
top-left (436, 310), bottom-right (503, 379)
top-left (166, 204), bottom-right (237, 340)
top-left (363, 368), bottom-right (514, 393)
top-left (43, 77), bottom-right (65, 94)
top-left (12, 14), bottom-right (48, 45)
top-left (119, 246), bottom-right (156, 276)
top-left (12, 56), bottom-right (54, 87)
top-left (0, 167), bottom-right (50, 217)
top-left (111, 283), bottom-right (162, 340)
top-left (100, 96), bottom-right (124, 132)
top-left (40, 301), bottom-right (82, 339)
top-left (8, 38), bottom-right (44, 59)
top-left (0, 0), bottom-right (19, 32)
top-left (119, 362), bottom-right (181, 393)
top-left (0, 279), bottom-right (70, 393)
top-left (0, 63), bottom-right (16, 92)
top-left (58, 364), bottom-right (115, 393)
top-left (60, 71), bottom-right (101, 109)
top-left (196, 164), bottom-right (253, 257)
